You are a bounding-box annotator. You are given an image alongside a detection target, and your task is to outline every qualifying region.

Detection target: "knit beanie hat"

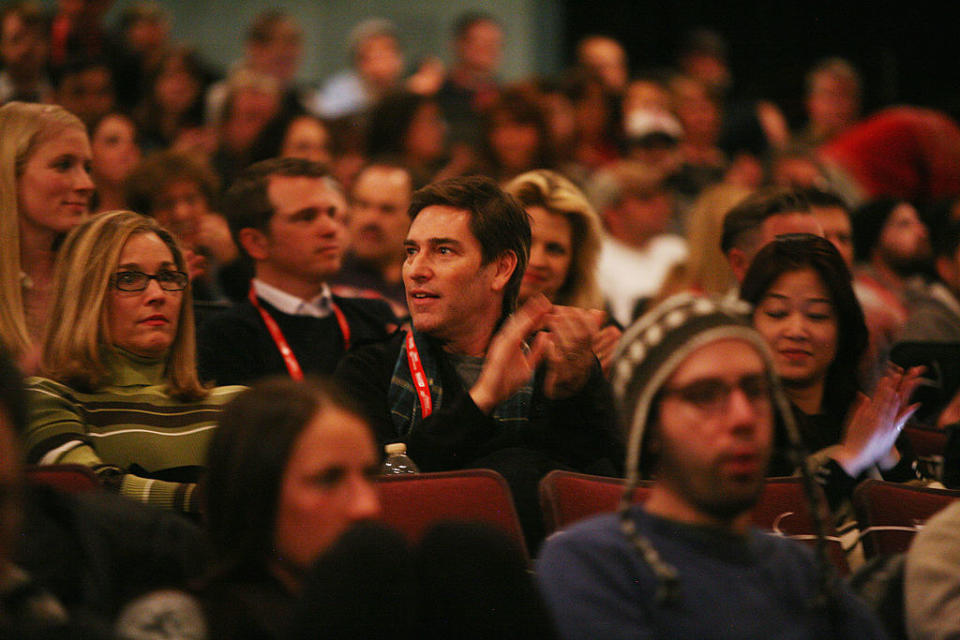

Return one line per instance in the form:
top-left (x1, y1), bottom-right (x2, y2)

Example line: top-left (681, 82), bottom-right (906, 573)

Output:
top-left (609, 292), bottom-right (803, 605)
top-left (610, 292), bottom-right (799, 507)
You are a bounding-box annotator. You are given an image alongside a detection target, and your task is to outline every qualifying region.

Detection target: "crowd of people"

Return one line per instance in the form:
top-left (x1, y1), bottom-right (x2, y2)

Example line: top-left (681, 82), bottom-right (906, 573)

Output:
top-left (4, 0), bottom-right (960, 638)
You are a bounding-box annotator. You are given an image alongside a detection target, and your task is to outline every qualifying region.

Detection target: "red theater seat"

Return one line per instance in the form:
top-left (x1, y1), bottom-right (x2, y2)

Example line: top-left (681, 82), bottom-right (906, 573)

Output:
top-left (852, 479), bottom-right (960, 558)
top-left (377, 469), bottom-right (528, 559)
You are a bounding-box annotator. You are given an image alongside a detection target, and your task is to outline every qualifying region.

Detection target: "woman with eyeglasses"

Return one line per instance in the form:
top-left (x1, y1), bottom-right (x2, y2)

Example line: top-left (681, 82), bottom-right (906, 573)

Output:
top-left (740, 234), bottom-right (925, 514)
top-left (22, 211), bottom-right (244, 514)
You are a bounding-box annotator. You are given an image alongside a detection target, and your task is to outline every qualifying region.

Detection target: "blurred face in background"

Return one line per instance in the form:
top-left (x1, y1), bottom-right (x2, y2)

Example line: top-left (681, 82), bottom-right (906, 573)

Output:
top-left (356, 33), bottom-right (403, 91)
top-left (222, 87), bottom-right (279, 154)
top-left (624, 79), bottom-right (671, 116)
top-left (405, 101), bottom-right (445, 165)
top-left (281, 116), bottom-right (332, 166)
top-left (55, 65), bottom-right (116, 127)
top-left (877, 203), bottom-right (931, 272)
top-left (349, 165), bottom-right (411, 268)
top-left (153, 54), bottom-right (202, 117)
top-left (671, 77), bottom-right (720, 146)
top-left (488, 112), bottom-right (541, 175)
top-left (248, 16), bottom-right (302, 84)
top-left (578, 36), bottom-right (628, 94)
top-left (806, 71), bottom-right (859, 139)
top-left (152, 179), bottom-right (210, 248)
top-left (91, 113), bottom-right (140, 188)
top-left (812, 206), bottom-right (854, 268)
top-left (456, 19), bottom-right (503, 76)
top-left (1, 10), bottom-right (48, 80)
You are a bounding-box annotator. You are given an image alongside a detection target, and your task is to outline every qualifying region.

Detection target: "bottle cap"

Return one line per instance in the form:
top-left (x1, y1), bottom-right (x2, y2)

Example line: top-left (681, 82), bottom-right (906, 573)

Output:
top-left (385, 442), bottom-right (408, 456)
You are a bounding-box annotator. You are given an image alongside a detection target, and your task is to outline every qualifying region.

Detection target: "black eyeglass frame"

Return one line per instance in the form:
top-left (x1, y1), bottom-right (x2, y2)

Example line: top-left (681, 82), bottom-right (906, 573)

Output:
top-left (111, 270), bottom-right (189, 292)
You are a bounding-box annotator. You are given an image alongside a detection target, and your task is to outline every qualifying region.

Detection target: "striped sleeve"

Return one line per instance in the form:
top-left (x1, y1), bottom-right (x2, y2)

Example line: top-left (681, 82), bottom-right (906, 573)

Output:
top-left (24, 378), bottom-right (203, 513)
top-left (23, 378), bottom-right (98, 465)
top-left (120, 474), bottom-right (200, 513)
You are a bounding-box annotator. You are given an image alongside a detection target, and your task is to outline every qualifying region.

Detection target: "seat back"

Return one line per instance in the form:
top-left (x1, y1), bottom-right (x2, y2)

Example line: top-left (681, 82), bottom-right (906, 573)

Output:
top-left (852, 479), bottom-right (960, 558)
top-left (539, 471), bottom-right (849, 572)
top-left (903, 425), bottom-right (948, 480)
top-left (24, 464), bottom-right (100, 493)
top-left (376, 469), bottom-right (528, 559)
top-left (753, 476), bottom-right (849, 573)
top-left (538, 470), bottom-right (651, 534)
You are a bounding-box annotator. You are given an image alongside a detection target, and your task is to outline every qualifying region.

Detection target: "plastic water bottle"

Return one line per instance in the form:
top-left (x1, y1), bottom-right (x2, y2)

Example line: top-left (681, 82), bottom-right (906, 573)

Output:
top-left (381, 442), bottom-right (420, 475)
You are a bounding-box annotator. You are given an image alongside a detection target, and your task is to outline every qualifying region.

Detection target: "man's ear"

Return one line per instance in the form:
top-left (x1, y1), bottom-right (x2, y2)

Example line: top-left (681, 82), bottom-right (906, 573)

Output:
top-left (727, 248), bottom-right (749, 284)
top-left (238, 228), bottom-right (270, 261)
top-left (490, 250), bottom-right (518, 293)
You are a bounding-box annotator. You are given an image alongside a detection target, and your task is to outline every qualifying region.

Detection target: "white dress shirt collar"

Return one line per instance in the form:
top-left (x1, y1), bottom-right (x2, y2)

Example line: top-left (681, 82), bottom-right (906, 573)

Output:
top-left (252, 279), bottom-right (333, 318)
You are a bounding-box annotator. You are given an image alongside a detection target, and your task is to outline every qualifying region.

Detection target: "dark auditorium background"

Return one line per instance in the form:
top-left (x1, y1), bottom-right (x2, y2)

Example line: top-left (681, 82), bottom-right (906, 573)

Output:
top-left (563, 0), bottom-right (960, 124)
top-left (93, 0), bottom-right (957, 122)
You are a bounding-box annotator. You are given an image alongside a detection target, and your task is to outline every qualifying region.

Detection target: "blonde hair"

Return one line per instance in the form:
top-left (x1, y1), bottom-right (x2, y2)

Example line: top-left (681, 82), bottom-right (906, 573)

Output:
top-left (40, 211), bottom-right (207, 400)
top-left (0, 102), bottom-right (87, 358)
top-left (655, 183), bottom-right (752, 303)
top-left (504, 169), bottom-right (605, 309)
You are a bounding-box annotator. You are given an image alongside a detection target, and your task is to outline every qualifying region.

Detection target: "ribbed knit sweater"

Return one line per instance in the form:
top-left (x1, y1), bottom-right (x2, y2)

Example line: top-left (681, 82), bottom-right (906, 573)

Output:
top-left (23, 349), bottom-right (244, 512)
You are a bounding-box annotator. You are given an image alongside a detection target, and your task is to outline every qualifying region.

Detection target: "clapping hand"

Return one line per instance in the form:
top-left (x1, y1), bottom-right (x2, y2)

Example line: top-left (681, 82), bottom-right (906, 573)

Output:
top-left (470, 295), bottom-right (553, 414)
top-left (833, 365), bottom-right (924, 477)
top-left (542, 306), bottom-right (605, 399)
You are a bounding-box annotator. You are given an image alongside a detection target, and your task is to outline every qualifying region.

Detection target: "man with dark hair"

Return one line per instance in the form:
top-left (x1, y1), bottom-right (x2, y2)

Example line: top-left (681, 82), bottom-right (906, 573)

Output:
top-left (51, 57), bottom-right (115, 127)
top-left (899, 216), bottom-right (960, 343)
top-left (537, 295), bottom-right (885, 640)
top-left (803, 187), bottom-right (854, 267)
top-left (802, 187), bottom-right (896, 384)
top-left (330, 160), bottom-right (414, 314)
top-left (197, 157), bottom-right (396, 386)
top-left (720, 186), bottom-right (822, 283)
top-left (336, 175), bottom-right (622, 545)
top-left (852, 199), bottom-right (931, 302)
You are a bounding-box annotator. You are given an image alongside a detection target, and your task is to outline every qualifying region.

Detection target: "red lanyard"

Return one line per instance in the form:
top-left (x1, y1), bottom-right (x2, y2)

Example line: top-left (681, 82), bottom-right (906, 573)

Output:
top-left (248, 285), bottom-right (351, 381)
top-left (405, 331), bottom-right (433, 418)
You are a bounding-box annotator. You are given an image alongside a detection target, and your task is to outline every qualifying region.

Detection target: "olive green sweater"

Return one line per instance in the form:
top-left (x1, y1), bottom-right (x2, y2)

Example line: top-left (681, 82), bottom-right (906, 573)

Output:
top-left (23, 349), bottom-right (244, 512)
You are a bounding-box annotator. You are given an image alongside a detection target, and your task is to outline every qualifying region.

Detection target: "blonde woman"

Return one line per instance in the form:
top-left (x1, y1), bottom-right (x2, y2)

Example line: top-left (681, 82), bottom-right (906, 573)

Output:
top-left (654, 182), bottom-right (753, 304)
top-left (504, 169), bottom-right (620, 371)
top-left (23, 211), bottom-right (244, 513)
top-left (0, 102), bottom-right (94, 370)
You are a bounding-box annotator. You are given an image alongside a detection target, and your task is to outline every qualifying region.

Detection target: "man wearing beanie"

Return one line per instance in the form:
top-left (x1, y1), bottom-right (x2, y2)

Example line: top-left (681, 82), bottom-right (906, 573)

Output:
top-left (536, 294), bottom-right (885, 640)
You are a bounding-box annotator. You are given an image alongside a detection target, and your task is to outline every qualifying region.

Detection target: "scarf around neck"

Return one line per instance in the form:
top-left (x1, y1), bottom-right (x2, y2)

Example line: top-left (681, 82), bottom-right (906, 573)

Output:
top-left (387, 329), bottom-right (534, 437)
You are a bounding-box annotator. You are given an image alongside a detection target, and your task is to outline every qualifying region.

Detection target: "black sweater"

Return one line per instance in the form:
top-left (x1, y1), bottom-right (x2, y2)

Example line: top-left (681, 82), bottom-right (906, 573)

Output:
top-left (197, 295), bottom-right (396, 387)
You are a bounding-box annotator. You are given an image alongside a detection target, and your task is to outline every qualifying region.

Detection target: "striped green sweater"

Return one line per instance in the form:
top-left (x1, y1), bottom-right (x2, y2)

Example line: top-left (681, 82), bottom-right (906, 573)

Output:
top-left (23, 349), bottom-right (244, 513)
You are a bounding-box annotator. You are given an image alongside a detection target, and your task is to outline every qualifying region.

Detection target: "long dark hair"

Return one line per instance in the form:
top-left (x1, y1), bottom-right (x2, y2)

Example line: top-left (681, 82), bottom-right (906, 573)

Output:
top-left (202, 376), bottom-right (367, 582)
top-left (740, 234), bottom-right (868, 419)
